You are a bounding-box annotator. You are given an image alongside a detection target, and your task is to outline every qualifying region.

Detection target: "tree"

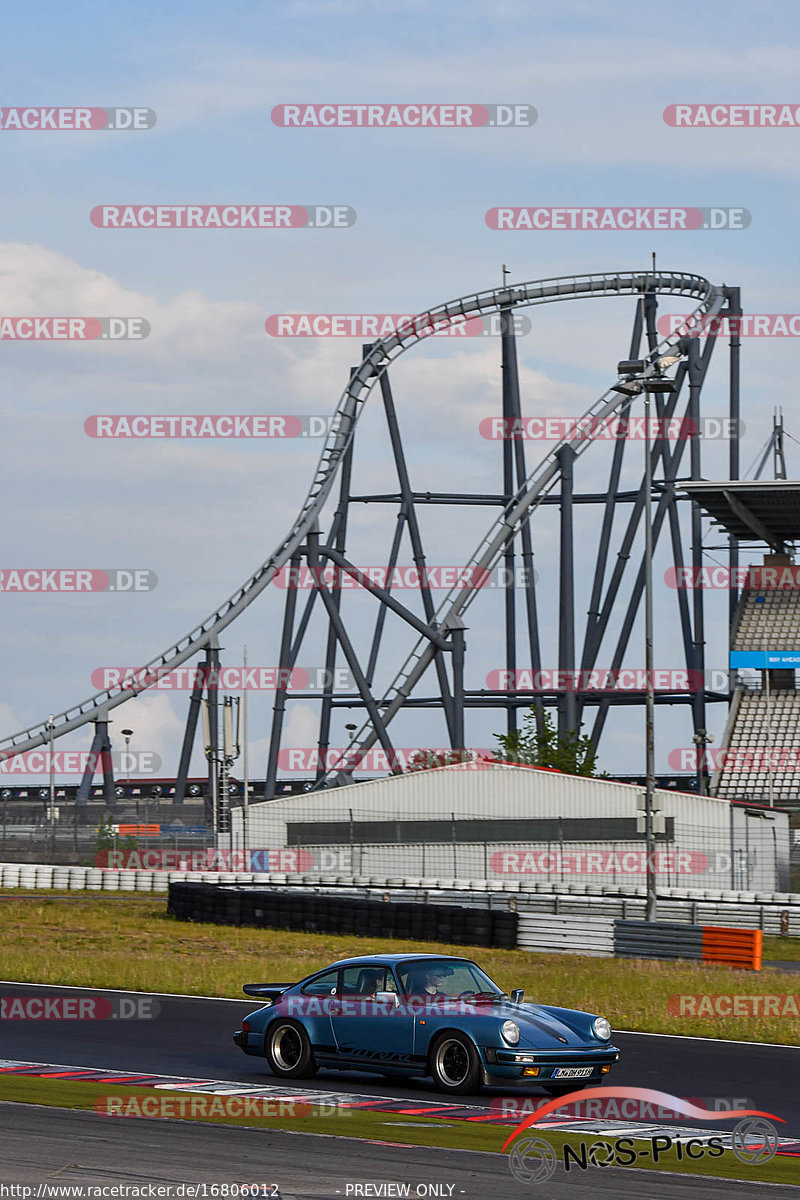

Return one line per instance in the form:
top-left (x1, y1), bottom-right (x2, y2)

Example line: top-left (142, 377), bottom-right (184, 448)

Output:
top-left (493, 708), bottom-right (603, 777)
top-left (405, 749), bottom-right (476, 772)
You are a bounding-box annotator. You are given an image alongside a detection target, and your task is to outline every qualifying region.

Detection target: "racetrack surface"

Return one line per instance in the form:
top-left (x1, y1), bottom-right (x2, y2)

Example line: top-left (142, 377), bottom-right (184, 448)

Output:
top-left (1, 981), bottom-right (798, 1137)
top-left (1, 1101), bottom-right (793, 1199)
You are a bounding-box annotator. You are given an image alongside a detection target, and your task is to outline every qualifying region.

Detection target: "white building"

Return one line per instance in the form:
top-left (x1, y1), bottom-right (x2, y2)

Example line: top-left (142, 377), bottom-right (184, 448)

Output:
top-left (229, 761), bottom-right (790, 891)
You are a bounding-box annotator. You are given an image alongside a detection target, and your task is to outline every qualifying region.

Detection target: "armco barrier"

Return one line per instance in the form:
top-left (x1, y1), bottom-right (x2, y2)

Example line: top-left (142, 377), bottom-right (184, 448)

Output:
top-left (702, 926), bottom-right (763, 970)
top-left (1, 863), bottom-right (798, 939)
top-left (614, 920), bottom-right (704, 961)
top-left (167, 882), bottom-right (519, 949)
top-left (518, 913), bottom-right (614, 956)
top-left (614, 920), bottom-right (763, 969)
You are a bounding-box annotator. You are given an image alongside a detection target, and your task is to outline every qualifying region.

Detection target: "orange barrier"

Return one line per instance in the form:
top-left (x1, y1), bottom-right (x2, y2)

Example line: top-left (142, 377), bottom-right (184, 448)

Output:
top-left (702, 926), bottom-right (762, 971)
top-left (116, 824), bottom-right (160, 837)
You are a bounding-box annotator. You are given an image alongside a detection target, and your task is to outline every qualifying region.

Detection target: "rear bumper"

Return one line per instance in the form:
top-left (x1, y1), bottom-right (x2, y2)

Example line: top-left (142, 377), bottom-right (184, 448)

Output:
top-left (233, 1030), bottom-right (262, 1056)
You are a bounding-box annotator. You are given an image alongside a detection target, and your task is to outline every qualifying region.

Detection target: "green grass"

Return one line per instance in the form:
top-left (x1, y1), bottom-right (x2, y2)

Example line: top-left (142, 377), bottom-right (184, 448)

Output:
top-left (763, 935), bottom-right (800, 962)
top-left (1, 891), bottom-right (799, 1043)
top-left (0, 1075), bottom-right (796, 1187)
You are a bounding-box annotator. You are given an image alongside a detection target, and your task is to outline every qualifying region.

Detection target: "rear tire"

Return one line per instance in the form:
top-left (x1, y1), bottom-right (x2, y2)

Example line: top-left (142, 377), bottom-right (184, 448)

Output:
top-left (429, 1033), bottom-right (481, 1094)
top-left (265, 1019), bottom-right (317, 1079)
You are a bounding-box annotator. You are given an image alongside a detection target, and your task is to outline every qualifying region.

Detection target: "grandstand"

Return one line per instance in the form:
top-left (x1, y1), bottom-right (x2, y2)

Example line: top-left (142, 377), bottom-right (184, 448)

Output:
top-left (683, 482), bottom-right (800, 808)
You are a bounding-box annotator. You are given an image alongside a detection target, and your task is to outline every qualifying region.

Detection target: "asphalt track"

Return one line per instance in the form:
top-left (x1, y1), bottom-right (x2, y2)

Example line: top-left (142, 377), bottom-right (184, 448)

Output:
top-left (1, 982), bottom-right (798, 1133)
top-left (1, 983), bottom-right (799, 1197)
top-left (2, 1101), bottom-right (791, 1199)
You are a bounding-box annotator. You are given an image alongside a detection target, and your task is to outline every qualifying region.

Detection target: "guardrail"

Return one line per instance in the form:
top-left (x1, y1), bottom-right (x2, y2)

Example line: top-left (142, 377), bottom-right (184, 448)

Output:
top-left (615, 920), bottom-right (704, 961)
top-left (702, 926), bottom-right (763, 970)
top-left (517, 913), bottom-right (614, 956)
top-left (1, 864), bottom-right (798, 944)
top-left (614, 920), bottom-right (763, 970)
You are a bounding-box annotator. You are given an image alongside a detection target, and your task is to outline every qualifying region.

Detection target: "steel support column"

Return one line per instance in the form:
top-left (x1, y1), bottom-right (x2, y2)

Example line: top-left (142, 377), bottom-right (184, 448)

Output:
top-left (557, 444), bottom-right (577, 737)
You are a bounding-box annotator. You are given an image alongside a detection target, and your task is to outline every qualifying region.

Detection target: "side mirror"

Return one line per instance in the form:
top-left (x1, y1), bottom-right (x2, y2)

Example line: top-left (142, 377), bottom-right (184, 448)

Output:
top-left (510, 989), bottom-right (524, 1005)
top-left (375, 991), bottom-right (400, 1008)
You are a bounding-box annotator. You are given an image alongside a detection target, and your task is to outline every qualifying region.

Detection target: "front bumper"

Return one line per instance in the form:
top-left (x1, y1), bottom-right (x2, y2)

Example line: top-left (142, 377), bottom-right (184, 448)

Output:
top-left (482, 1044), bottom-right (620, 1085)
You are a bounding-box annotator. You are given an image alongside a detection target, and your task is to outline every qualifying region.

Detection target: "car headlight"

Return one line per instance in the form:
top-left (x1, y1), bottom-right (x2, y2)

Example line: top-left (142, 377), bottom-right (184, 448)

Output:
top-left (501, 1020), bottom-right (520, 1045)
top-left (593, 1016), bottom-right (611, 1041)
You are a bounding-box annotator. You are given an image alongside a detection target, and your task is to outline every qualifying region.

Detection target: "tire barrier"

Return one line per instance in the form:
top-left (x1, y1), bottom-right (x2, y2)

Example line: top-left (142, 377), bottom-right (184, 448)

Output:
top-left (614, 920), bottom-right (763, 969)
top-left (167, 881), bottom-right (518, 948)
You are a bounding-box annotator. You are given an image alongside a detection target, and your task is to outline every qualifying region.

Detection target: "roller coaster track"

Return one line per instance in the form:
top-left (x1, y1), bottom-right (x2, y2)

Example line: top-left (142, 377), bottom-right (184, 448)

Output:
top-left (1, 270), bottom-right (724, 763)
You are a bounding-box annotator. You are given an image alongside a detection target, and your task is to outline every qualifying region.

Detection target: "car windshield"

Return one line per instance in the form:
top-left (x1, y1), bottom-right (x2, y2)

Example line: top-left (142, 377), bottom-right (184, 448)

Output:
top-left (396, 958), bottom-right (505, 999)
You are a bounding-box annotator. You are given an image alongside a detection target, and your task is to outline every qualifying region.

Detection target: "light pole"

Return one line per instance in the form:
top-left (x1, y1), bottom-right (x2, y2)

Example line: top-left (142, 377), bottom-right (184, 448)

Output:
top-left (47, 715), bottom-right (55, 856)
top-left (616, 344), bottom-right (685, 921)
top-left (242, 645), bottom-right (249, 859)
top-left (692, 728), bottom-right (714, 795)
top-left (121, 729), bottom-right (133, 787)
top-left (201, 695), bottom-right (240, 852)
top-left (643, 382), bottom-right (657, 920)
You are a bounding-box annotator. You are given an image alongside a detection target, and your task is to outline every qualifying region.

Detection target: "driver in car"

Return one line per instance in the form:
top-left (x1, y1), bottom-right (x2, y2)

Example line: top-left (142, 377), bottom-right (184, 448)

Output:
top-left (407, 966), bottom-right (451, 998)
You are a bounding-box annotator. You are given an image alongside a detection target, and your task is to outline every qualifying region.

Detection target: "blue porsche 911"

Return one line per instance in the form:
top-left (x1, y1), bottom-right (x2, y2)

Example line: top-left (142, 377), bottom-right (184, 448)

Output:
top-left (233, 952), bottom-right (620, 1094)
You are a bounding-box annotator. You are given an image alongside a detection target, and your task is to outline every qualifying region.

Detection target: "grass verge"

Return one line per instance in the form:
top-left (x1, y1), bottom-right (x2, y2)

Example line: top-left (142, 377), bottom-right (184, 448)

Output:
top-left (0, 1075), bottom-right (795, 1187)
top-left (0, 891), bottom-right (799, 1043)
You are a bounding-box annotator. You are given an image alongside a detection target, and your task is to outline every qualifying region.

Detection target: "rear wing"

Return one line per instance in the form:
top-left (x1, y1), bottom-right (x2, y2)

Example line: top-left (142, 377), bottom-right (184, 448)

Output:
top-left (242, 982), bottom-right (296, 999)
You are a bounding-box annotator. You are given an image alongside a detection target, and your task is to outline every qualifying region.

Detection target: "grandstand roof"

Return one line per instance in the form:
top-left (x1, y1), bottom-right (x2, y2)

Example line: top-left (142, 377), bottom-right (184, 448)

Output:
top-left (680, 480), bottom-right (800, 549)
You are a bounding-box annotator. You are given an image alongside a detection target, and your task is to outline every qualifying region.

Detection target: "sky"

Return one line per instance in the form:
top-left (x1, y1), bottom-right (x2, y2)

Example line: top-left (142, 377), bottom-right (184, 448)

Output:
top-left (2, 0), bottom-right (800, 791)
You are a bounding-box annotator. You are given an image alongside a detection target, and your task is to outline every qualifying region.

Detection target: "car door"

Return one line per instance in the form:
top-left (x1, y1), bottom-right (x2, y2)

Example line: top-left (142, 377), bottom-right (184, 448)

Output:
top-left (329, 965), bottom-right (416, 1069)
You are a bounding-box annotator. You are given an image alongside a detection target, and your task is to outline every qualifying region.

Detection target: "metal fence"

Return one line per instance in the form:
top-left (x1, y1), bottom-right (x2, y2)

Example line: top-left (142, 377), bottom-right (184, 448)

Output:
top-left (226, 802), bottom-right (791, 893)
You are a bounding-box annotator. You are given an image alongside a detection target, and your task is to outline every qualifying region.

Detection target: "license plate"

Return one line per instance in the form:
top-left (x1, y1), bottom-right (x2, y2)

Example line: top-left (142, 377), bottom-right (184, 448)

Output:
top-left (552, 1066), bottom-right (593, 1079)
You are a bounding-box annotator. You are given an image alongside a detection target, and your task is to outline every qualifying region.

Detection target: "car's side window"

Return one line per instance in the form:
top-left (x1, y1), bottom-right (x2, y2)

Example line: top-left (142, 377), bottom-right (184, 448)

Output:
top-left (340, 965), bottom-right (386, 997)
top-left (301, 969), bottom-right (339, 996)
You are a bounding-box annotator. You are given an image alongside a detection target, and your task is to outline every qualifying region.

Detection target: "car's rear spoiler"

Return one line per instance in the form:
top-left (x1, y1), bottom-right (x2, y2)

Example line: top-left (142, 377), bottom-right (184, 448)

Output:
top-left (242, 982), bottom-right (296, 999)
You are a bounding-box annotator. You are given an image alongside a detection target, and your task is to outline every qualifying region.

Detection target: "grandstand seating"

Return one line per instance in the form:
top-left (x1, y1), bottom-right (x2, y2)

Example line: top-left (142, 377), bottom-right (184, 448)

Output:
top-left (713, 569), bottom-right (800, 806)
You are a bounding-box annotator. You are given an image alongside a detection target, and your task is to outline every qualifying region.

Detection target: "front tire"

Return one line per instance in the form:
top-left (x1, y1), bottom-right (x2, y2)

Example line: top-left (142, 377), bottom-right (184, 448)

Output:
top-left (265, 1019), bottom-right (317, 1079)
top-left (429, 1033), bottom-right (481, 1094)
